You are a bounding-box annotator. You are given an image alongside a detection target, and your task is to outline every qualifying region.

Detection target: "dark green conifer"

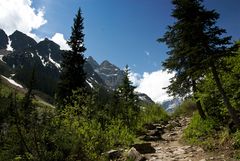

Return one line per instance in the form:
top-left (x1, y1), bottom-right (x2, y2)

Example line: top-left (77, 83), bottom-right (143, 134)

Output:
top-left (116, 65), bottom-right (139, 127)
top-left (56, 8), bottom-right (87, 107)
top-left (159, 0), bottom-right (240, 126)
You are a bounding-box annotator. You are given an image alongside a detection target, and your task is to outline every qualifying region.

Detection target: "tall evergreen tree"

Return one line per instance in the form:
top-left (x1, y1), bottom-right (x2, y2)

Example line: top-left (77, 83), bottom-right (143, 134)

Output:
top-left (56, 8), bottom-right (87, 107)
top-left (115, 65), bottom-right (139, 127)
top-left (159, 0), bottom-right (240, 126)
top-left (159, 0), bottom-right (207, 119)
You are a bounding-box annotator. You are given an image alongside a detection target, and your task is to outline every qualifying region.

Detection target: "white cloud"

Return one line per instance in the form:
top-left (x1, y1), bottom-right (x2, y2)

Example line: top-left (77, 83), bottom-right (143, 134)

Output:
top-left (0, 0), bottom-right (47, 38)
top-left (129, 70), bottom-right (175, 103)
top-left (51, 33), bottom-right (70, 50)
top-left (129, 72), bottom-right (141, 86)
top-left (27, 32), bottom-right (44, 42)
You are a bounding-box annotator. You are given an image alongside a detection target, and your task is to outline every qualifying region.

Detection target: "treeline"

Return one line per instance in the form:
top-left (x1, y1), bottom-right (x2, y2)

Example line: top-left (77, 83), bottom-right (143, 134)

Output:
top-left (0, 9), bottom-right (168, 161)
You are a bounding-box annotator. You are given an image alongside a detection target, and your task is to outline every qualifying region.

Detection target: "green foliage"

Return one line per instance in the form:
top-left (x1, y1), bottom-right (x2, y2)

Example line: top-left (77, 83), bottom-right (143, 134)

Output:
top-left (139, 104), bottom-right (169, 125)
top-left (56, 8), bottom-right (87, 107)
top-left (158, 0), bottom-right (225, 119)
top-left (233, 130), bottom-right (240, 149)
top-left (105, 119), bottom-right (135, 148)
top-left (197, 73), bottom-right (229, 122)
top-left (159, 0), bottom-right (240, 124)
top-left (173, 99), bottom-right (197, 117)
top-left (111, 66), bottom-right (140, 129)
top-left (196, 42), bottom-right (240, 123)
top-left (0, 6), bottom-right (174, 161)
top-left (51, 91), bottom-right (136, 161)
top-left (183, 113), bottom-right (218, 149)
top-left (0, 76), bottom-right (170, 160)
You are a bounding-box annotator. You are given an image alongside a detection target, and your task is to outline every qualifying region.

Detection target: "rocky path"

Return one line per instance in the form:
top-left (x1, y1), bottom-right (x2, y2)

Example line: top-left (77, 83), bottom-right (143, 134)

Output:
top-left (143, 117), bottom-right (229, 161)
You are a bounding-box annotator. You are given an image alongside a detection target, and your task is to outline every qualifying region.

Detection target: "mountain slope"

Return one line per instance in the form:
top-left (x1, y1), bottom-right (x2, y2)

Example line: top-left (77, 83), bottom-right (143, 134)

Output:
top-left (9, 30), bottom-right (37, 51)
top-left (0, 29), bottom-right (8, 49)
top-left (0, 29), bottom-right (154, 104)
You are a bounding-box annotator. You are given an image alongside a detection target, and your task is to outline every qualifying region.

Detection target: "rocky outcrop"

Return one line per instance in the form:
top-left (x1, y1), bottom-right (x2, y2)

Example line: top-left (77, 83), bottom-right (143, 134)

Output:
top-left (0, 29), bottom-right (8, 49)
top-left (9, 30), bottom-right (37, 51)
top-left (0, 29), bottom-right (154, 104)
top-left (95, 60), bottom-right (125, 89)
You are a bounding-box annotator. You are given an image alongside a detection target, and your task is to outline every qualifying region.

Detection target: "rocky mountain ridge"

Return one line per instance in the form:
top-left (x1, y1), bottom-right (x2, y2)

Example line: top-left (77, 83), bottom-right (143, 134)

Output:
top-left (0, 29), bottom-right (154, 104)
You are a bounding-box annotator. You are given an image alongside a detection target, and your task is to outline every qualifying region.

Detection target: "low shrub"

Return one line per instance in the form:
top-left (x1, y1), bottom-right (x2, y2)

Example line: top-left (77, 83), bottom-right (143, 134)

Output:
top-left (182, 113), bottom-right (218, 150)
top-left (233, 130), bottom-right (240, 149)
top-left (105, 119), bottom-right (135, 148)
top-left (172, 99), bottom-right (196, 117)
top-left (139, 104), bottom-right (169, 125)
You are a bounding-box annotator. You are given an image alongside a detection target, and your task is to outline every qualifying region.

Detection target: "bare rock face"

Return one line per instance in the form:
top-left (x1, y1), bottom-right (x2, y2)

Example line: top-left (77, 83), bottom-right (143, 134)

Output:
top-left (9, 30), bottom-right (37, 51)
top-left (96, 60), bottom-right (125, 89)
top-left (0, 29), bottom-right (154, 105)
top-left (0, 29), bottom-right (8, 49)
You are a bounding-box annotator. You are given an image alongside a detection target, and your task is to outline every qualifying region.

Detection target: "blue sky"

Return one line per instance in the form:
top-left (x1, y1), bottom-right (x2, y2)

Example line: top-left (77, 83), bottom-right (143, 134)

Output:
top-left (30, 0), bottom-right (240, 75)
top-left (0, 0), bottom-right (240, 102)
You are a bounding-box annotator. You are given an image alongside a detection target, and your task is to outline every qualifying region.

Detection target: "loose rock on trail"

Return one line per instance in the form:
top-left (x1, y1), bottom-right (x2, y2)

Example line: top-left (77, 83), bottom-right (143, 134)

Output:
top-left (143, 117), bottom-right (230, 161)
top-left (111, 117), bottom-right (235, 161)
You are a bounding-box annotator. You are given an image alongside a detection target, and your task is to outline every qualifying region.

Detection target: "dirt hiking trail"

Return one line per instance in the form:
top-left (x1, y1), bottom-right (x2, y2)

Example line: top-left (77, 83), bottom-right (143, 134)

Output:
top-left (143, 117), bottom-right (235, 161)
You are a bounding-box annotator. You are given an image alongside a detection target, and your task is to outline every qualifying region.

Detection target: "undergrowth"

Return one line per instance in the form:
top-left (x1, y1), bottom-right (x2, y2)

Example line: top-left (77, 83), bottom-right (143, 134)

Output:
top-left (172, 99), bottom-right (196, 117)
top-left (139, 104), bottom-right (169, 124)
top-left (182, 112), bottom-right (219, 150)
top-left (183, 112), bottom-right (240, 159)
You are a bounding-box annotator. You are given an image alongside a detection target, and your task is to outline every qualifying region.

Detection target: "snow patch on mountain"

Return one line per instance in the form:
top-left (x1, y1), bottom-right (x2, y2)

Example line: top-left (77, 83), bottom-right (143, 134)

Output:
top-left (94, 79), bottom-right (99, 84)
top-left (139, 95), bottom-right (147, 101)
top-left (161, 98), bottom-right (182, 112)
top-left (86, 80), bottom-right (93, 88)
top-left (0, 55), bottom-right (6, 63)
top-left (1, 75), bottom-right (23, 88)
top-left (49, 53), bottom-right (60, 69)
top-left (36, 51), bottom-right (47, 66)
top-left (7, 37), bottom-right (13, 51)
top-left (10, 73), bottom-right (15, 77)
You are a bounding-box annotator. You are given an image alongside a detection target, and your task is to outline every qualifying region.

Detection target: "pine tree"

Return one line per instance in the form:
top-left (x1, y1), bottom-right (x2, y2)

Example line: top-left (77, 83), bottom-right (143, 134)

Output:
top-left (56, 8), bottom-right (87, 107)
top-left (159, 0), bottom-right (240, 126)
top-left (159, 0), bottom-right (207, 119)
top-left (116, 65), bottom-right (139, 127)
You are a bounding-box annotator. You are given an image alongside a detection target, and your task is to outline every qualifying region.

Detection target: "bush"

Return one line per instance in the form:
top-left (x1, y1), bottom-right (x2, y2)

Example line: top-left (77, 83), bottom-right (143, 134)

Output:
top-left (105, 119), bottom-right (135, 148)
top-left (182, 113), bottom-right (218, 149)
top-left (233, 130), bottom-right (240, 149)
top-left (172, 99), bottom-right (196, 117)
top-left (134, 104), bottom-right (169, 134)
top-left (50, 92), bottom-right (137, 161)
top-left (139, 104), bottom-right (169, 125)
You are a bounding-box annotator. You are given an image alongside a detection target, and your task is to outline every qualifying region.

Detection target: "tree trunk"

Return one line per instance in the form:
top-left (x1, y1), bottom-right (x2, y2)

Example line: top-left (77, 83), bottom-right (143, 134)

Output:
top-left (192, 80), bottom-right (206, 119)
top-left (211, 63), bottom-right (240, 127)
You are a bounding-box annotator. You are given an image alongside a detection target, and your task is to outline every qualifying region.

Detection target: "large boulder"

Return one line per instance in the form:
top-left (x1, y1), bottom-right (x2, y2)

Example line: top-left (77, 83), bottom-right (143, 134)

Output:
top-left (132, 143), bottom-right (156, 154)
top-left (107, 149), bottom-right (122, 160)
